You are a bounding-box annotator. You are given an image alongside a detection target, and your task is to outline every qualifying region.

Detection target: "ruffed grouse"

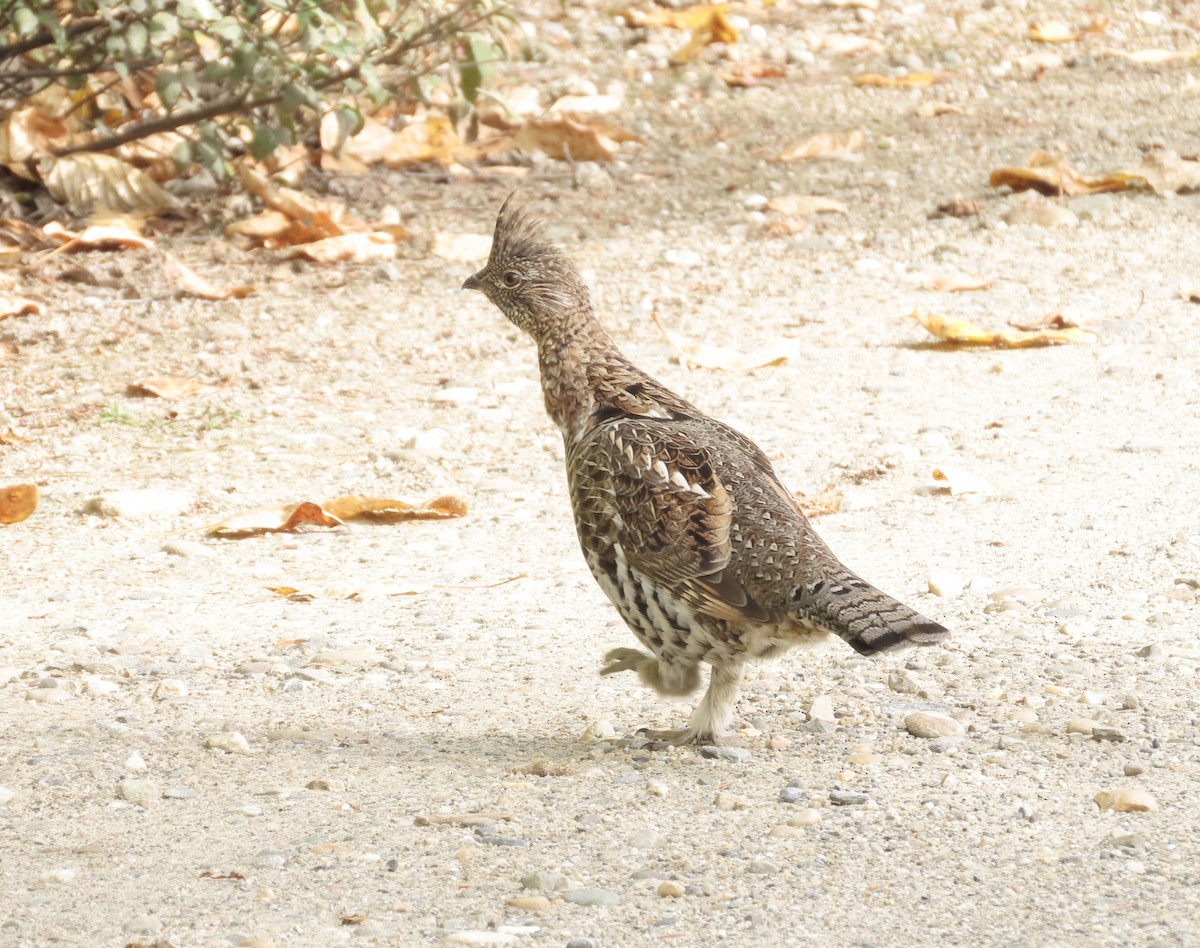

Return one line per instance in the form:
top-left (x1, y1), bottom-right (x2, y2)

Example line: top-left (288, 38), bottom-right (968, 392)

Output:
top-left (463, 198), bottom-right (948, 742)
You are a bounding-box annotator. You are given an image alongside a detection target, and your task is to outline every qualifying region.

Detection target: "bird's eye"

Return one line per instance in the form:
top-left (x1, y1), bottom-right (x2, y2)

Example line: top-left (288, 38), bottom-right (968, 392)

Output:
top-left (501, 270), bottom-right (522, 288)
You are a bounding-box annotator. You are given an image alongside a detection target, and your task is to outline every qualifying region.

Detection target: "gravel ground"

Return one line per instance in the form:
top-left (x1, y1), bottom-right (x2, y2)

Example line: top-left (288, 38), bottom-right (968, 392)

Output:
top-left (3, 1), bottom-right (1200, 945)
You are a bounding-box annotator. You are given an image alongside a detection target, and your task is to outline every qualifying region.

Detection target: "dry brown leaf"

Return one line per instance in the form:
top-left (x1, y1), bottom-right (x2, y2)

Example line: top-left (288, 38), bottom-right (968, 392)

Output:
top-left (283, 231), bottom-right (401, 264)
top-left (0, 484), bottom-right (38, 524)
top-left (0, 108), bottom-right (69, 180)
top-left (238, 164), bottom-right (343, 238)
top-left (910, 310), bottom-right (1094, 347)
top-left (720, 64), bottom-right (786, 87)
top-left (499, 115), bottom-right (639, 162)
top-left (1181, 287), bottom-right (1200, 304)
top-left (41, 218), bottom-right (154, 251)
top-left (207, 501), bottom-right (344, 538)
top-left (1008, 313), bottom-right (1078, 331)
top-left (767, 194), bottom-right (848, 216)
top-left (1029, 21), bottom-right (1078, 43)
top-left (653, 315), bottom-right (798, 371)
top-left (924, 273), bottom-right (992, 293)
top-left (0, 294), bottom-right (42, 319)
top-left (988, 151), bottom-right (1137, 196)
top-left (855, 72), bottom-right (949, 88)
top-left (341, 914), bottom-right (369, 926)
top-left (127, 377), bottom-right (217, 399)
top-left (775, 130), bottom-right (865, 163)
top-left (223, 210), bottom-right (330, 247)
top-left (0, 427), bottom-right (28, 445)
top-left (322, 495), bottom-right (467, 522)
top-left (430, 232), bottom-right (492, 263)
top-left (626, 0), bottom-right (739, 63)
top-left (382, 114), bottom-right (462, 169)
top-left (794, 484), bottom-right (843, 518)
top-left (162, 252), bottom-right (258, 301)
top-left (43, 154), bottom-right (180, 215)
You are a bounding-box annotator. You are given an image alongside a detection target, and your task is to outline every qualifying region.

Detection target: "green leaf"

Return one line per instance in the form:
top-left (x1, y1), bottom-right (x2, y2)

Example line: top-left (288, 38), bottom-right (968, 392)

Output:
top-left (178, 0), bottom-right (221, 21)
top-left (35, 11), bottom-right (67, 50)
top-left (249, 125), bottom-right (291, 161)
top-left (359, 61), bottom-right (385, 107)
top-left (335, 105), bottom-right (364, 139)
top-left (125, 22), bottom-right (149, 58)
top-left (171, 140), bottom-right (194, 169)
top-left (203, 61), bottom-right (231, 83)
top-left (209, 16), bottom-right (244, 42)
top-left (13, 8), bottom-right (39, 38)
top-left (149, 12), bottom-right (180, 44)
top-left (156, 70), bottom-right (184, 108)
top-left (460, 33), bottom-right (497, 105)
top-left (230, 43), bottom-right (259, 82)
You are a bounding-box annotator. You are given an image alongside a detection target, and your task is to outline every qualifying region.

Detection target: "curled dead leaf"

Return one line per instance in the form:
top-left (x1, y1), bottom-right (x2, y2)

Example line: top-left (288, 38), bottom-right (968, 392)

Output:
top-left (127, 377), bottom-right (217, 399)
top-left (0, 294), bottom-right (42, 319)
top-left (495, 115), bottom-right (639, 162)
top-left (238, 163), bottom-right (343, 238)
top-left (207, 501), bottom-right (344, 538)
top-left (42, 218), bottom-right (153, 251)
top-left (162, 252), bottom-right (258, 300)
top-left (775, 130), bottom-right (865, 163)
top-left (910, 309), bottom-right (1094, 347)
top-left (321, 495), bottom-right (467, 522)
top-left (43, 154), bottom-right (181, 215)
top-left (0, 483), bottom-right (38, 524)
top-left (989, 151), bottom-right (1137, 196)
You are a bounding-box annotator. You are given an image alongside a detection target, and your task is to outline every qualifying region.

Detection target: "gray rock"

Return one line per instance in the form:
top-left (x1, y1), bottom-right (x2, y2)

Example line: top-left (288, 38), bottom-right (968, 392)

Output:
top-left (803, 718), bottom-right (836, 735)
top-left (117, 777), bottom-right (158, 803)
top-left (1136, 644), bottom-right (1166, 660)
top-left (929, 736), bottom-right (964, 754)
top-left (122, 915), bottom-right (161, 935)
top-left (520, 870), bottom-right (566, 892)
top-left (830, 790), bottom-right (869, 806)
top-left (747, 858), bottom-right (779, 874)
top-left (698, 745), bottom-right (750, 763)
top-left (475, 835), bottom-right (527, 846)
top-left (1092, 726), bottom-right (1127, 743)
top-left (565, 940), bottom-right (602, 948)
top-left (563, 888), bottom-right (621, 907)
top-left (163, 787), bottom-right (196, 800)
top-left (779, 787), bottom-right (809, 804)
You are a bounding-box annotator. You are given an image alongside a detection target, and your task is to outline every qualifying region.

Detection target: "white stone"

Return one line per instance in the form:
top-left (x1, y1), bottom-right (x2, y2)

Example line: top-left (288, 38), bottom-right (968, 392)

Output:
top-left (809, 695), bottom-right (835, 722)
top-left (926, 569), bottom-right (965, 598)
top-left (1094, 788), bottom-right (1158, 813)
top-left (205, 731), bottom-right (251, 754)
top-left (904, 712), bottom-right (964, 739)
top-left (124, 751), bottom-right (147, 772)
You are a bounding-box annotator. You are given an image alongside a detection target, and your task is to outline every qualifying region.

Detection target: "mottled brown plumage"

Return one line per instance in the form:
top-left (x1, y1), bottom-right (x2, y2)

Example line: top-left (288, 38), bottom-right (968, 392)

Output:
top-left (464, 197), bottom-right (949, 742)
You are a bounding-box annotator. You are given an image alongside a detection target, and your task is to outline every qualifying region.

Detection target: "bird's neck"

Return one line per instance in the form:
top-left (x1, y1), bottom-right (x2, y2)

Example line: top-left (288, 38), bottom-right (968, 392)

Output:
top-left (536, 317), bottom-right (629, 441)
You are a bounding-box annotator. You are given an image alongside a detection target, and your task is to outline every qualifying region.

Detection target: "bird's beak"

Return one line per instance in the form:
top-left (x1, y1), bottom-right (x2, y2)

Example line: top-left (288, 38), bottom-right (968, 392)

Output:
top-left (462, 270), bottom-right (483, 291)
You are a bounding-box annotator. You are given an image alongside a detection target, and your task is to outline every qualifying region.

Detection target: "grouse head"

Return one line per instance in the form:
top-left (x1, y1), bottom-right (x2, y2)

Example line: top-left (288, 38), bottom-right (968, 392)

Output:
top-left (462, 196), bottom-right (591, 342)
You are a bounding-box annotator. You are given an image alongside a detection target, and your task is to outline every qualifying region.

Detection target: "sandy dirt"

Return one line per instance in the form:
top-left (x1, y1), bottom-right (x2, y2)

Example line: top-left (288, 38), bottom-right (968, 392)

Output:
top-left (3, 1), bottom-right (1200, 945)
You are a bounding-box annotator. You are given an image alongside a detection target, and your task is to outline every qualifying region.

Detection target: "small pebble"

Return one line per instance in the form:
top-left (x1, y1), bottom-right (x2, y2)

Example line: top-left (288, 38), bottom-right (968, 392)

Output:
top-left (1066, 719), bottom-right (1099, 735)
top-left (87, 489), bottom-right (192, 519)
top-left (562, 888), bottom-right (621, 907)
top-left (904, 712), bottom-right (964, 739)
top-left (698, 745), bottom-right (750, 763)
top-left (40, 868), bottom-right (77, 884)
top-left (1092, 725), bottom-right (1127, 743)
top-left (117, 777), bottom-right (158, 803)
top-left (205, 732), bottom-right (251, 754)
top-left (1123, 763), bottom-right (1146, 777)
top-left (926, 569), bottom-right (965, 598)
top-left (520, 871), bottom-right (566, 892)
top-left (152, 679), bottom-right (189, 701)
top-left (580, 719), bottom-right (615, 741)
top-left (657, 881), bottom-right (685, 898)
top-left (713, 791), bottom-right (747, 811)
top-left (1094, 788), bottom-right (1158, 813)
top-left (769, 824), bottom-right (806, 839)
top-left (787, 809), bottom-right (821, 827)
top-left (306, 778), bottom-right (345, 791)
top-left (808, 695), bottom-right (835, 722)
top-left (124, 751), bottom-right (147, 772)
top-left (747, 858), bottom-right (779, 874)
top-left (829, 790), bottom-right (869, 806)
top-left (0, 786), bottom-right (15, 804)
top-left (766, 735), bottom-right (792, 750)
top-left (779, 787), bottom-right (808, 804)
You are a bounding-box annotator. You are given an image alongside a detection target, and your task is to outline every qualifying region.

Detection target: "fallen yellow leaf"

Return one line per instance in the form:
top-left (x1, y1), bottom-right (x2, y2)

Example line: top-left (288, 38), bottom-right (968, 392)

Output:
top-left (163, 252), bottom-right (258, 301)
top-left (989, 150), bottom-right (1137, 196)
top-left (910, 310), bottom-right (1094, 348)
top-left (321, 495), bottom-right (467, 522)
top-left (283, 231), bottom-right (401, 264)
top-left (855, 72), bottom-right (949, 88)
top-left (0, 483), bottom-right (38, 524)
top-left (775, 130), bottom-right (865, 163)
